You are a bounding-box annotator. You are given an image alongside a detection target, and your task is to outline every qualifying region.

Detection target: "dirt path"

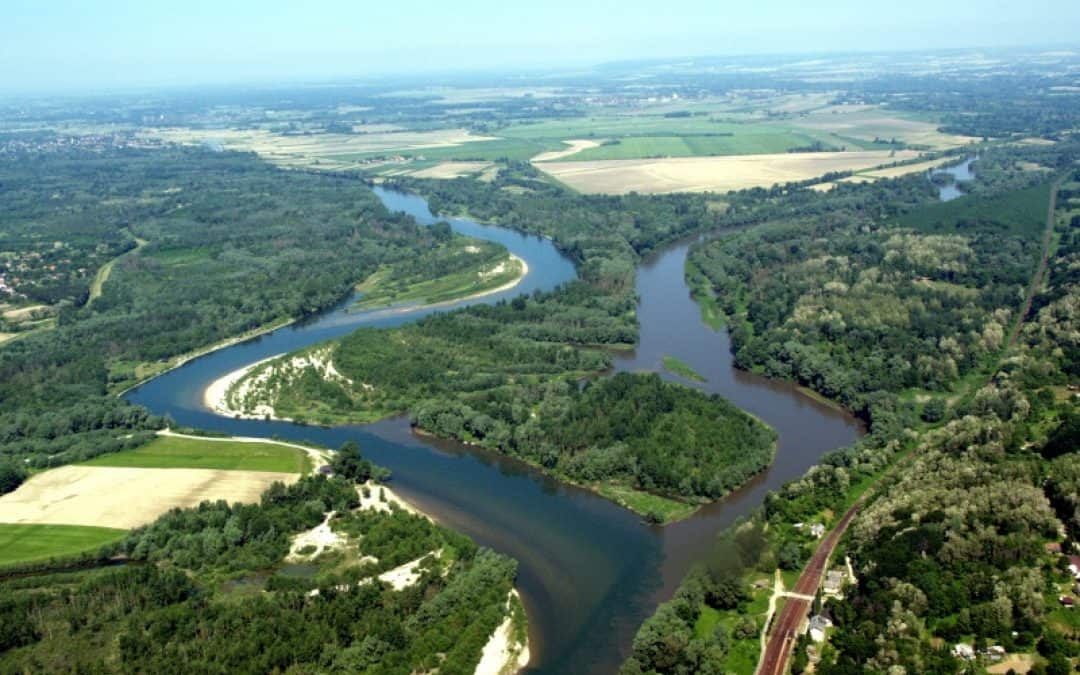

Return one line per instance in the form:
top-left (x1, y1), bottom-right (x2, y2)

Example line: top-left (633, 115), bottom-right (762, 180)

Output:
top-left (88, 236), bottom-right (148, 305)
top-left (530, 139), bottom-right (600, 162)
top-left (1007, 177), bottom-right (1063, 348)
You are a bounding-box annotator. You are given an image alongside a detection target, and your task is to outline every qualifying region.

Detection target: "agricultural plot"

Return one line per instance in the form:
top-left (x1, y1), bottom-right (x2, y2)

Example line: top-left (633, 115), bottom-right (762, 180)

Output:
top-left (0, 465), bottom-right (299, 529)
top-left (564, 132), bottom-right (825, 160)
top-left (143, 126), bottom-right (498, 170)
top-left (793, 107), bottom-right (977, 149)
top-left (537, 150), bottom-right (920, 194)
top-left (405, 161), bottom-right (494, 179)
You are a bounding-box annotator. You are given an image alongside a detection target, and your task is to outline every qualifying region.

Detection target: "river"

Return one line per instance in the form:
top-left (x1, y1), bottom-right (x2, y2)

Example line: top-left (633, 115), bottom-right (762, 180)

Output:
top-left (932, 155), bottom-right (977, 201)
top-left (125, 186), bottom-right (863, 674)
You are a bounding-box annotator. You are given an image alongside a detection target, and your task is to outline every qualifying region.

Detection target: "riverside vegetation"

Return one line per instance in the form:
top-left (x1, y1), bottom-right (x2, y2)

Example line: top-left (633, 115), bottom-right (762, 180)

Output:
top-left (0, 444), bottom-right (524, 674)
top-left (0, 146), bottom-right (533, 488)
top-left (221, 161), bottom-right (800, 521)
top-left (623, 139), bottom-right (1080, 673)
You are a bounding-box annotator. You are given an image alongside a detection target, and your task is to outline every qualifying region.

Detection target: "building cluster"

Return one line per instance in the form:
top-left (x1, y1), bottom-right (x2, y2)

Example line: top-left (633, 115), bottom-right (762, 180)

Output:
top-left (952, 642), bottom-right (1006, 662)
top-left (793, 521), bottom-right (826, 539)
top-left (0, 132), bottom-right (161, 157)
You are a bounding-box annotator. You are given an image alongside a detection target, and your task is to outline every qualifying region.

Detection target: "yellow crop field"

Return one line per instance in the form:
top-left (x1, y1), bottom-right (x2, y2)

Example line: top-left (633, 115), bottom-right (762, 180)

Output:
top-left (538, 150), bottom-right (921, 194)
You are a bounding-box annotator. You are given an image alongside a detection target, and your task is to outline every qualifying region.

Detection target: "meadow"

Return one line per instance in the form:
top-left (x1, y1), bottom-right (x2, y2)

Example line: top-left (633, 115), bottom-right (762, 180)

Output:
top-left (80, 435), bottom-right (309, 473)
top-left (0, 523), bottom-right (125, 566)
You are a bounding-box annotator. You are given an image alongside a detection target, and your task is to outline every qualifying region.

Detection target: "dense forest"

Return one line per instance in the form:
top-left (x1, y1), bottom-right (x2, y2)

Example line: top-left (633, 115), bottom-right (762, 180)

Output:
top-left (687, 142), bottom-right (1079, 425)
top-left (0, 445), bottom-right (521, 674)
top-left (625, 142), bottom-right (1080, 673)
top-left (0, 147), bottom-right (475, 473)
top-left (224, 162), bottom-right (813, 518)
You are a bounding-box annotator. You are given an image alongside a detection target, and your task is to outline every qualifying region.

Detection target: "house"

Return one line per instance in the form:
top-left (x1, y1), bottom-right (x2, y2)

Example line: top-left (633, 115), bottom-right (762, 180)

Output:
top-left (1060, 595), bottom-right (1075, 608)
top-left (808, 614), bottom-right (833, 642)
top-left (952, 643), bottom-right (975, 660)
top-left (823, 569), bottom-right (847, 597)
top-left (1069, 555), bottom-right (1080, 580)
top-left (809, 523), bottom-right (826, 539)
top-left (985, 645), bottom-right (1006, 661)
top-left (1046, 542), bottom-right (1063, 554)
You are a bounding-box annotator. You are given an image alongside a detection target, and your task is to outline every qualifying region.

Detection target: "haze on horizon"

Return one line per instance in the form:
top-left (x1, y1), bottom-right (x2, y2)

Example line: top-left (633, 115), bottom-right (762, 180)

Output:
top-left (3, 0), bottom-right (1080, 94)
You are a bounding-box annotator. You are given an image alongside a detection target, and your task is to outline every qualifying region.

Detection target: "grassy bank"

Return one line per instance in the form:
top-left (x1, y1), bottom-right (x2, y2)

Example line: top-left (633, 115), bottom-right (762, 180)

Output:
top-left (80, 435), bottom-right (310, 473)
top-left (0, 524), bottom-right (126, 567)
top-left (663, 355), bottom-right (707, 382)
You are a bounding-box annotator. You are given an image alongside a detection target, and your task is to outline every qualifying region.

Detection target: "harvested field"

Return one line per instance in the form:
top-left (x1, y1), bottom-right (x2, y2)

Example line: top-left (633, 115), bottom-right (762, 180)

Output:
top-left (531, 139), bottom-right (601, 162)
top-left (142, 127), bottom-right (496, 171)
top-left (538, 150), bottom-right (920, 194)
top-left (407, 161), bottom-right (492, 179)
top-left (0, 465), bottom-right (298, 529)
top-left (792, 108), bottom-right (977, 149)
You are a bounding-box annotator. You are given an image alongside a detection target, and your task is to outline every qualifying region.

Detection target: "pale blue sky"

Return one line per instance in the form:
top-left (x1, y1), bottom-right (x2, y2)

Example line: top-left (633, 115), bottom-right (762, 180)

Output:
top-left (2, 0), bottom-right (1079, 93)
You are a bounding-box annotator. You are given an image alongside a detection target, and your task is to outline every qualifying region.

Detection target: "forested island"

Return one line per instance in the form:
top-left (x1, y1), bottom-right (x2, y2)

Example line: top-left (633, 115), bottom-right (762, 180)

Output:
top-left (216, 163), bottom-right (782, 521)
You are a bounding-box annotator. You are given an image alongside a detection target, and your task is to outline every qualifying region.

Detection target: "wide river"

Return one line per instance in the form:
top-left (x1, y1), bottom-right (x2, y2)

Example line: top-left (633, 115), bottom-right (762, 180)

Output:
top-left (126, 187), bottom-right (863, 674)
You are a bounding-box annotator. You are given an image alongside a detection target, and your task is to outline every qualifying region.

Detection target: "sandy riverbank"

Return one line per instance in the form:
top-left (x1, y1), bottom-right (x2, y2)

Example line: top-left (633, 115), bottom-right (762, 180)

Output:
top-left (204, 255), bottom-right (528, 420)
top-left (202, 354), bottom-right (287, 419)
top-left (475, 589), bottom-right (531, 675)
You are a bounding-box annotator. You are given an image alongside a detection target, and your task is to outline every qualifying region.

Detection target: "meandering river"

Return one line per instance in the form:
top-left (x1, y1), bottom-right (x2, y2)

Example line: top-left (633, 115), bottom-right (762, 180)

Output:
top-left (125, 187), bottom-right (863, 674)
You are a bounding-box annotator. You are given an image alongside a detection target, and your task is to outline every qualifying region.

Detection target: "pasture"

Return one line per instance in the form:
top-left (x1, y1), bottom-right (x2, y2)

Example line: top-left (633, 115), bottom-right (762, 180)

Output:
top-left (0, 523), bottom-right (125, 566)
top-left (80, 435), bottom-right (309, 473)
top-left (537, 150), bottom-right (920, 194)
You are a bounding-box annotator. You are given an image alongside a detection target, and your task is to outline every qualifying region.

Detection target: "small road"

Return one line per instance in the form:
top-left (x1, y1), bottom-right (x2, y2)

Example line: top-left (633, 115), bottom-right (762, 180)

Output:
top-left (1007, 177), bottom-right (1063, 348)
top-left (88, 235), bottom-right (148, 306)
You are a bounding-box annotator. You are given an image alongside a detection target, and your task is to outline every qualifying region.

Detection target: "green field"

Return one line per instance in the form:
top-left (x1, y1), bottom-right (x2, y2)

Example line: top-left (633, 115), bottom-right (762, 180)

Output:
top-left (663, 355), bottom-right (707, 382)
top-left (80, 435), bottom-right (308, 473)
top-left (893, 182), bottom-right (1052, 238)
top-left (567, 133), bottom-right (828, 160)
top-left (333, 137), bottom-right (564, 163)
top-left (691, 580), bottom-right (772, 674)
top-left (0, 524), bottom-right (126, 567)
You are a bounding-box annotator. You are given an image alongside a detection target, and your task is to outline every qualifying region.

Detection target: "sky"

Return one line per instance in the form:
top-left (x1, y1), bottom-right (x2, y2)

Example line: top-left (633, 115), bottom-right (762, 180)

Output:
top-left (3, 0), bottom-right (1080, 93)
